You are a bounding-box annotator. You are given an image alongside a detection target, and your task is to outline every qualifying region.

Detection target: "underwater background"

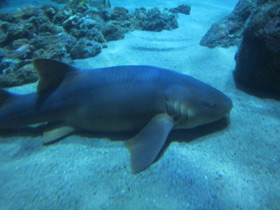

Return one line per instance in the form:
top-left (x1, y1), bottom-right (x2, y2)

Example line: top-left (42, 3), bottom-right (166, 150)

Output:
top-left (0, 0), bottom-right (280, 209)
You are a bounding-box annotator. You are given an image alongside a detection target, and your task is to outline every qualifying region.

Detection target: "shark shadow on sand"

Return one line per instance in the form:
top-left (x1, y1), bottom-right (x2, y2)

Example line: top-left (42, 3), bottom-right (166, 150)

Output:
top-left (0, 117), bottom-right (230, 171)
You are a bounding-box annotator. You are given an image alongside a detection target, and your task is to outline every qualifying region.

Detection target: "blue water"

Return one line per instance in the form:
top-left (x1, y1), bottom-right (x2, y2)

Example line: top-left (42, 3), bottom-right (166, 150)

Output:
top-left (1, 0), bottom-right (280, 210)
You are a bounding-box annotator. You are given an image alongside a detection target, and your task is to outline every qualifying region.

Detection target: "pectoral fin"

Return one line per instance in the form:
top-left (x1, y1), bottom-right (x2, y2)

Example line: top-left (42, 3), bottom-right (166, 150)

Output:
top-left (43, 126), bottom-right (75, 145)
top-left (125, 113), bottom-right (175, 174)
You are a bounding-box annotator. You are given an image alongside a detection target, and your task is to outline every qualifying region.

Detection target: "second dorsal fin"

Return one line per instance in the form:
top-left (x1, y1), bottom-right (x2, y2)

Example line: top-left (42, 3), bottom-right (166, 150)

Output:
top-left (33, 59), bottom-right (77, 93)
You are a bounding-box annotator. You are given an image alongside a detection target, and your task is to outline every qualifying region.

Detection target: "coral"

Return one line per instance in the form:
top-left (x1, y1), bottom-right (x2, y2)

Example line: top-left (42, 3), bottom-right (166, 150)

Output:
top-left (0, 4), bottom-right (186, 87)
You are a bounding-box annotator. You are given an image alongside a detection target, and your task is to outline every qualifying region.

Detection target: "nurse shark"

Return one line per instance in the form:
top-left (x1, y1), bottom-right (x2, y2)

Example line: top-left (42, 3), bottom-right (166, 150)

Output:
top-left (0, 59), bottom-right (232, 173)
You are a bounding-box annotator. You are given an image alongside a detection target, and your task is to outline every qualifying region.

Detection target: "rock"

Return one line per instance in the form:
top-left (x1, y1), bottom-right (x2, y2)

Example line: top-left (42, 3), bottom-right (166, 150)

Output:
top-left (14, 64), bottom-right (38, 85)
top-left (2, 22), bottom-right (34, 43)
top-left (102, 21), bottom-right (126, 41)
top-left (200, 0), bottom-right (257, 48)
top-left (41, 5), bottom-right (58, 20)
top-left (0, 12), bottom-right (17, 23)
top-left (32, 33), bottom-right (73, 60)
top-left (111, 7), bottom-right (130, 21)
top-left (234, 1), bottom-right (280, 98)
top-left (101, 8), bottom-right (113, 21)
top-left (38, 22), bottom-right (64, 34)
top-left (200, 0), bottom-right (280, 98)
top-left (52, 11), bottom-right (69, 25)
top-left (49, 0), bottom-right (65, 3)
top-left (0, 56), bottom-right (15, 73)
top-left (0, 47), bottom-right (5, 60)
top-left (169, 4), bottom-right (191, 15)
top-left (137, 7), bottom-right (179, 32)
top-left (85, 29), bottom-right (107, 43)
top-left (69, 38), bottom-right (102, 59)
top-left (0, 28), bottom-right (7, 46)
top-left (0, 62), bottom-right (37, 87)
top-left (62, 15), bottom-right (81, 32)
top-left (15, 5), bottom-right (40, 20)
top-left (80, 17), bottom-right (101, 30)
top-left (0, 4), bottom-right (181, 88)
top-left (65, 2), bottom-right (88, 14)
top-left (28, 15), bottom-right (50, 30)
top-left (0, 74), bottom-right (21, 87)
top-left (11, 38), bottom-right (30, 50)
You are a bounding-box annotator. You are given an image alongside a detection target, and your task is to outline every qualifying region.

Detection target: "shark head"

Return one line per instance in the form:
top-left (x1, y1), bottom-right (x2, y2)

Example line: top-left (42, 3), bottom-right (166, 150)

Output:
top-left (165, 78), bottom-right (233, 129)
top-left (185, 83), bottom-right (233, 128)
top-left (128, 75), bottom-right (233, 173)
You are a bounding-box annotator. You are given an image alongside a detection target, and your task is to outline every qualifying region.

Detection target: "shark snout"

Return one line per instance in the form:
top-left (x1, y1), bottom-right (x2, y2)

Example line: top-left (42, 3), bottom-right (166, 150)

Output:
top-left (212, 92), bottom-right (233, 121)
top-left (221, 94), bottom-right (233, 116)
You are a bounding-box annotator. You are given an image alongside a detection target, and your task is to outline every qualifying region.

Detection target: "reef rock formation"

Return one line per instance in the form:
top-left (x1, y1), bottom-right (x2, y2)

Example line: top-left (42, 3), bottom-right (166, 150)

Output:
top-left (200, 0), bottom-right (257, 48)
top-left (0, 3), bottom-right (189, 87)
top-left (234, 0), bottom-right (280, 98)
top-left (169, 4), bottom-right (191, 15)
top-left (200, 0), bottom-right (280, 99)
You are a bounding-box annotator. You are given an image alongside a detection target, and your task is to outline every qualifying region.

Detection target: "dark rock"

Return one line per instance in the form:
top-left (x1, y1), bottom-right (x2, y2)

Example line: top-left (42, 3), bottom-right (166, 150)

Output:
top-left (85, 10), bottom-right (106, 24)
top-left (52, 10), bottom-right (69, 25)
top-left (32, 33), bottom-right (73, 60)
top-left (69, 28), bottom-right (86, 39)
top-left (0, 74), bottom-right (21, 87)
top-left (80, 17), bottom-right (101, 30)
top-left (0, 62), bottom-right (37, 87)
top-left (169, 4), bottom-right (191, 15)
top-left (134, 8), bottom-right (148, 20)
top-left (85, 28), bottom-right (106, 43)
top-left (41, 5), bottom-right (58, 20)
top-left (102, 9), bottom-right (113, 21)
top-left (33, 47), bottom-right (66, 60)
top-left (14, 64), bottom-right (38, 85)
top-left (234, 1), bottom-right (280, 99)
top-left (69, 38), bottom-right (101, 59)
top-left (200, 0), bottom-right (257, 48)
top-left (11, 39), bottom-right (29, 49)
top-left (38, 22), bottom-right (63, 34)
top-left (106, 20), bottom-right (131, 33)
top-left (15, 6), bottom-right (40, 20)
top-left (64, 15), bottom-right (103, 40)
top-left (49, 0), bottom-right (65, 3)
top-left (111, 7), bottom-right (130, 21)
top-left (62, 15), bottom-right (81, 32)
top-left (0, 4), bottom-right (181, 87)
top-left (28, 15), bottom-right (50, 30)
top-left (0, 47), bottom-right (5, 60)
top-left (0, 29), bottom-right (7, 46)
top-left (0, 13), bottom-right (17, 23)
top-left (65, 3), bottom-right (88, 14)
top-left (22, 22), bottom-right (37, 35)
top-left (137, 7), bottom-right (179, 32)
top-left (3, 22), bottom-right (34, 43)
top-left (102, 21), bottom-right (126, 41)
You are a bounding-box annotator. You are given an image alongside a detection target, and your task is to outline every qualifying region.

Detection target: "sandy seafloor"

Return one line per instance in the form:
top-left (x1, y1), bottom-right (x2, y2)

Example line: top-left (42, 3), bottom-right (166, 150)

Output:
top-left (1, 0), bottom-right (280, 209)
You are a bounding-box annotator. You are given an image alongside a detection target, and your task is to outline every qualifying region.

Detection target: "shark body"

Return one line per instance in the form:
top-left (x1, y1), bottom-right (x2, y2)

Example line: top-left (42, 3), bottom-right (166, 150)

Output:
top-left (0, 0), bottom-right (7, 7)
top-left (0, 59), bottom-right (232, 173)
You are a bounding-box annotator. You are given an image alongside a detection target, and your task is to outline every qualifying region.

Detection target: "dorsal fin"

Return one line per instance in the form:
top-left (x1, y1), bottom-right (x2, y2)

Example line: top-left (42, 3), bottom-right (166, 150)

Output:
top-left (33, 59), bottom-right (77, 93)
